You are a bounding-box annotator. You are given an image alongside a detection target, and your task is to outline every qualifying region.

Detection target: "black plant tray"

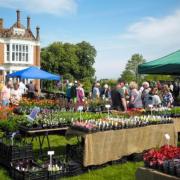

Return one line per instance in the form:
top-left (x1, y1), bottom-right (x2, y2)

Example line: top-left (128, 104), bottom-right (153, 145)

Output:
top-left (11, 161), bottom-right (48, 180)
top-left (19, 125), bottom-right (43, 132)
top-left (70, 125), bottom-right (97, 133)
top-left (0, 140), bottom-right (33, 167)
top-left (20, 124), bottom-right (70, 132)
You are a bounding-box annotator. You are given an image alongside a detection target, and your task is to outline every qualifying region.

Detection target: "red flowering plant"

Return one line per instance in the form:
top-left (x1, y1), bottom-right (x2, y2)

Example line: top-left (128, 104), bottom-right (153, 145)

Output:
top-left (143, 145), bottom-right (180, 169)
top-left (0, 106), bottom-right (14, 120)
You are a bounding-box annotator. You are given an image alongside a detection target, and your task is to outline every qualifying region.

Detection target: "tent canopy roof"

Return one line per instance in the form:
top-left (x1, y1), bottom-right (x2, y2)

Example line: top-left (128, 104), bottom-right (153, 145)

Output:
top-left (138, 50), bottom-right (180, 75)
top-left (7, 66), bottom-right (60, 80)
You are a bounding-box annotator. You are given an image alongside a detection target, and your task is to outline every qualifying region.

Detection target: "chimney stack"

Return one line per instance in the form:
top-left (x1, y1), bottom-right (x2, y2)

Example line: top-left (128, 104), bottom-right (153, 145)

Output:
top-left (0, 18), bottom-right (3, 29)
top-left (27, 16), bottom-right (30, 30)
top-left (16, 10), bottom-right (20, 28)
top-left (36, 26), bottom-right (40, 40)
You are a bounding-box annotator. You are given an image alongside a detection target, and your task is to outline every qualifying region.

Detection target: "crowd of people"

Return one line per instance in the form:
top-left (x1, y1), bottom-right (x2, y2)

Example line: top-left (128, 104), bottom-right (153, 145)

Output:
top-left (0, 80), bottom-right (38, 106)
top-left (0, 78), bottom-right (179, 111)
top-left (65, 79), bottom-right (179, 112)
top-left (107, 79), bottom-right (178, 111)
top-left (66, 81), bottom-right (85, 106)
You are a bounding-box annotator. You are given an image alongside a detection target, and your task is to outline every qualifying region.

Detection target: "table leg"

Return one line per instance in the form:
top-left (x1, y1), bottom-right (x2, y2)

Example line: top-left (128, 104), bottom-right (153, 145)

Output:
top-left (31, 135), bottom-right (35, 143)
top-left (38, 136), bottom-right (44, 158)
top-left (46, 132), bottom-right (51, 149)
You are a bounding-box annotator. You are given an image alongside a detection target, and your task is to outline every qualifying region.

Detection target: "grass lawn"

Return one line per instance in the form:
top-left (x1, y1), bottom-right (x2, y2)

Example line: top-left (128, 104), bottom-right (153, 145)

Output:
top-left (0, 135), bottom-right (143, 180)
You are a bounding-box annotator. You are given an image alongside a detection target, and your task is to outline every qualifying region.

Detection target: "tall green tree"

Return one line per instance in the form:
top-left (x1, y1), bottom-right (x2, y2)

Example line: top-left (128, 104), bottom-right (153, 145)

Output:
top-left (41, 41), bottom-right (96, 90)
top-left (76, 41), bottom-right (96, 80)
top-left (121, 54), bottom-right (145, 82)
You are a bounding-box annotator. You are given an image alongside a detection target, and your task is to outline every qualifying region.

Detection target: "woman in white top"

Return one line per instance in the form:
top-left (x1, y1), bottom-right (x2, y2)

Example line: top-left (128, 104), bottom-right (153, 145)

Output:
top-left (10, 83), bottom-right (22, 105)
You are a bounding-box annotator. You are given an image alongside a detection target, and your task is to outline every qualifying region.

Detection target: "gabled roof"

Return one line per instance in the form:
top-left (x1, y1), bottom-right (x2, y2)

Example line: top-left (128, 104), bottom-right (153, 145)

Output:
top-left (10, 22), bottom-right (26, 29)
top-left (0, 22), bottom-right (36, 41)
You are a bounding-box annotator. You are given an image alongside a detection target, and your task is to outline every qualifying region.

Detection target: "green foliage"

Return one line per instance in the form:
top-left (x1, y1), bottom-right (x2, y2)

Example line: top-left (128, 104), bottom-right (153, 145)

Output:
top-left (121, 54), bottom-right (145, 83)
top-left (76, 41), bottom-right (96, 79)
top-left (99, 79), bottom-right (117, 88)
top-left (81, 77), bottom-right (93, 93)
top-left (41, 41), bottom-right (96, 90)
top-left (145, 74), bottom-right (174, 81)
top-left (0, 115), bottom-right (26, 133)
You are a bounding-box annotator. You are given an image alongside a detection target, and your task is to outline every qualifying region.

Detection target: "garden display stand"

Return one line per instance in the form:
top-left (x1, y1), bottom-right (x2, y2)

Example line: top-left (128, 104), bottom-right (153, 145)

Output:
top-left (20, 127), bottom-right (68, 158)
top-left (66, 122), bottom-right (177, 167)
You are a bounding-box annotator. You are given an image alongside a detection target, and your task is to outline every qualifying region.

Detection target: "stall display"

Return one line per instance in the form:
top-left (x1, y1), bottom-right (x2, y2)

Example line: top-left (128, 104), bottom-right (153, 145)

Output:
top-left (143, 145), bottom-right (180, 177)
top-left (66, 122), bottom-right (177, 167)
top-left (71, 115), bottom-right (173, 133)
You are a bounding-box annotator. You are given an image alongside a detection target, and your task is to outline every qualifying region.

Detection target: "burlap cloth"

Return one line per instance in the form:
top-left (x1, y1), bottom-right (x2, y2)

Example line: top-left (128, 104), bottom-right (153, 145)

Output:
top-left (66, 123), bottom-right (177, 167)
top-left (136, 167), bottom-right (180, 180)
top-left (173, 118), bottom-right (180, 133)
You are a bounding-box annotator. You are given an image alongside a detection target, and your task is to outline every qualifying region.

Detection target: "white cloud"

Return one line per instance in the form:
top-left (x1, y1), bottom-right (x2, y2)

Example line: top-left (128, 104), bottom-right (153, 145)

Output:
top-left (120, 10), bottom-right (180, 50)
top-left (0, 0), bottom-right (77, 15)
top-left (95, 9), bottom-right (180, 79)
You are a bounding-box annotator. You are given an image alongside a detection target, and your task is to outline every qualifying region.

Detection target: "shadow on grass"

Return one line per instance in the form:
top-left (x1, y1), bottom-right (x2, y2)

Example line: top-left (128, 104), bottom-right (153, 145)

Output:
top-left (33, 145), bottom-right (68, 162)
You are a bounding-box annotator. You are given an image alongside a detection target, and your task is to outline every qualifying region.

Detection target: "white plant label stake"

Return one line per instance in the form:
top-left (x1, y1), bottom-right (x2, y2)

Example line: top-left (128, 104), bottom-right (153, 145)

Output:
top-left (149, 104), bottom-right (153, 115)
top-left (105, 104), bottom-right (111, 119)
top-left (164, 133), bottom-right (170, 148)
top-left (78, 106), bottom-right (83, 120)
top-left (11, 132), bottom-right (16, 146)
top-left (48, 151), bottom-right (54, 169)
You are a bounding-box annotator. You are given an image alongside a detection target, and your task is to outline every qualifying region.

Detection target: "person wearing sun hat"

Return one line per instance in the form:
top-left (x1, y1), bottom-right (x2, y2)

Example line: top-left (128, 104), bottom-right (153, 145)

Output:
top-left (101, 84), bottom-right (111, 100)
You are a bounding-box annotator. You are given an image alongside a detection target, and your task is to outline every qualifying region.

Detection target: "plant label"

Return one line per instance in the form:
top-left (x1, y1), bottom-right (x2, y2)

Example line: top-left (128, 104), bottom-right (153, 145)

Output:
top-left (105, 104), bottom-right (111, 109)
top-left (48, 151), bottom-right (54, 155)
top-left (78, 106), bottom-right (83, 111)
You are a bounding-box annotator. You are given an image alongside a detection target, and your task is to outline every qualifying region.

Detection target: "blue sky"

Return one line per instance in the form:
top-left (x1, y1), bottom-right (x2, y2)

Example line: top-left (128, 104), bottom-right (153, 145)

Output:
top-left (0, 0), bottom-right (180, 79)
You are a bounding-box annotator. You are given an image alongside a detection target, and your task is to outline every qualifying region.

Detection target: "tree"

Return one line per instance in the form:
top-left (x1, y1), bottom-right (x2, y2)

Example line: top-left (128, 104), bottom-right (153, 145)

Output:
top-left (76, 41), bottom-right (96, 80)
top-left (121, 54), bottom-right (145, 82)
top-left (41, 41), bottom-right (96, 90)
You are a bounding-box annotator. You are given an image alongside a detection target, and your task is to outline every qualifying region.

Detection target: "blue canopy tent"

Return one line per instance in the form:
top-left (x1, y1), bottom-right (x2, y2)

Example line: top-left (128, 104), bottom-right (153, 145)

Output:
top-left (7, 66), bottom-right (60, 80)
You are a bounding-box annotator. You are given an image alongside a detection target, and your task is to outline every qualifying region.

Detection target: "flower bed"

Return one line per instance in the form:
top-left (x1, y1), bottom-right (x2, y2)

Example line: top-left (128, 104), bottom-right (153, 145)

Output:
top-left (143, 145), bottom-right (180, 177)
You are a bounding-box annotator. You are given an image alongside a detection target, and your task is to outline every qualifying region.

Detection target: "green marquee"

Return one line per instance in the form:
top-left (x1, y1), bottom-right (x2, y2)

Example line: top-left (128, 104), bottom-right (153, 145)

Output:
top-left (138, 50), bottom-right (180, 75)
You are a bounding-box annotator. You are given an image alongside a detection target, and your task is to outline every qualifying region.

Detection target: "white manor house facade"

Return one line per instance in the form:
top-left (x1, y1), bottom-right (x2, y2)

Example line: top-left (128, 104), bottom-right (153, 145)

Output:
top-left (0, 10), bottom-right (40, 83)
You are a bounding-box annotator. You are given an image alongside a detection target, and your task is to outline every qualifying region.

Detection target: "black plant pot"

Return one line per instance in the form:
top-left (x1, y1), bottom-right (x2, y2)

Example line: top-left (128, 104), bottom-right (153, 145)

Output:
top-left (169, 162), bottom-right (175, 176)
top-left (176, 165), bottom-right (180, 177)
top-left (158, 164), bottom-right (163, 172)
top-left (163, 161), bottom-right (169, 174)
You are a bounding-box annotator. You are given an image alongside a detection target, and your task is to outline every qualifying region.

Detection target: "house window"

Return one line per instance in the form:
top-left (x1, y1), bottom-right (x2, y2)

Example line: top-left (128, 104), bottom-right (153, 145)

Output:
top-left (11, 44), bottom-right (29, 62)
top-left (6, 44), bottom-right (10, 61)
